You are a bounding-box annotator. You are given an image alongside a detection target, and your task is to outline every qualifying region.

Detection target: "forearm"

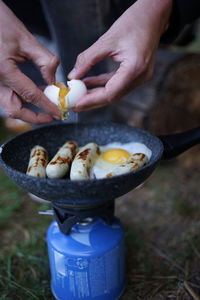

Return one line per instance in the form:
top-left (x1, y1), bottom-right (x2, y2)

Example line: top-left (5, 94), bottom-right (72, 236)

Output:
top-left (133, 0), bottom-right (173, 36)
top-left (0, 0), bottom-right (24, 28)
top-left (104, 0), bottom-right (173, 50)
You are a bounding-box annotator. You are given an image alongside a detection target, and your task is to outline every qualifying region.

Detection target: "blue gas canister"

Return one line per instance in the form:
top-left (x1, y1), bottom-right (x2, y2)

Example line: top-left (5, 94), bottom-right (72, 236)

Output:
top-left (47, 217), bottom-right (125, 300)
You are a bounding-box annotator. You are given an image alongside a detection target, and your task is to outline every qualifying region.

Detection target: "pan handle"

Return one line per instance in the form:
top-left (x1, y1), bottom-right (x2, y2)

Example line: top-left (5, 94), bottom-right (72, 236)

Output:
top-left (159, 127), bottom-right (200, 160)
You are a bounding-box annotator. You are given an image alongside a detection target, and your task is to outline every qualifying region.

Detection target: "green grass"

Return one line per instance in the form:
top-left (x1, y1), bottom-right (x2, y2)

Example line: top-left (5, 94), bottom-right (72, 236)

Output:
top-left (0, 172), bottom-right (23, 227)
top-left (0, 164), bottom-right (53, 299)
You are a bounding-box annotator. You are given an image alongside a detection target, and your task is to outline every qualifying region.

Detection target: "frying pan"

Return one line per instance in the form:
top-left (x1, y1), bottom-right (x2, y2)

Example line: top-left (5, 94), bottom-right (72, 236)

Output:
top-left (0, 122), bottom-right (199, 208)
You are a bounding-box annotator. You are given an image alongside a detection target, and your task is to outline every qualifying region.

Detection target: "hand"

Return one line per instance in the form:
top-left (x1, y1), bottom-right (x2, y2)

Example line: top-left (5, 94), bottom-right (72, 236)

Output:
top-left (68, 0), bottom-right (172, 112)
top-left (0, 1), bottom-right (60, 123)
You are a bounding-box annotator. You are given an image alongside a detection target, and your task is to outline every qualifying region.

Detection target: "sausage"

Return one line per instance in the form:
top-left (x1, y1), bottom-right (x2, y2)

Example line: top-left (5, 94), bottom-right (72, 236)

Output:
top-left (26, 145), bottom-right (48, 178)
top-left (46, 141), bottom-right (77, 179)
top-left (70, 143), bottom-right (100, 180)
top-left (106, 153), bottom-right (148, 178)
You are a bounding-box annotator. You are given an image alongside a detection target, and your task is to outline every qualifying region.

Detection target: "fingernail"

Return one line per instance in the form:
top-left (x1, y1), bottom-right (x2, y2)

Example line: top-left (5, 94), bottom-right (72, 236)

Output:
top-left (53, 115), bottom-right (61, 120)
top-left (68, 68), bottom-right (77, 79)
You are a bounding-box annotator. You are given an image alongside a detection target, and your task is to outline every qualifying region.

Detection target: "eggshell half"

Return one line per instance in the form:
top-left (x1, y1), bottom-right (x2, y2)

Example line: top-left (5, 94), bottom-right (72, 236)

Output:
top-left (66, 79), bottom-right (87, 108)
top-left (44, 85), bottom-right (59, 105)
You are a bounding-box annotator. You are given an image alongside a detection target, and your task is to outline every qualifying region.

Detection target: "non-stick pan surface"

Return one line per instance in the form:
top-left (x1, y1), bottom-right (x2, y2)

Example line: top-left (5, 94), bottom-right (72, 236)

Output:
top-left (0, 122), bottom-right (164, 206)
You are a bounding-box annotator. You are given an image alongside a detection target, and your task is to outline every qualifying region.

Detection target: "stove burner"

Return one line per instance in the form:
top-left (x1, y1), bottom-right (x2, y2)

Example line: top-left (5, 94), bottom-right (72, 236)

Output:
top-left (52, 200), bottom-right (115, 234)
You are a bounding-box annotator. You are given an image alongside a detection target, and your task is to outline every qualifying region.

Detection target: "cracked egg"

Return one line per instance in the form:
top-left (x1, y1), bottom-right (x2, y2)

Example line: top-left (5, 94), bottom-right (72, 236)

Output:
top-left (44, 79), bottom-right (87, 120)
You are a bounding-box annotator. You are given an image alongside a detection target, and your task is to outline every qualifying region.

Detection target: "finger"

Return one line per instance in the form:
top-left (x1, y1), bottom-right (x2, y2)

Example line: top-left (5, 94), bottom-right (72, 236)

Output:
top-left (13, 107), bottom-right (54, 124)
top-left (73, 87), bottom-right (108, 112)
top-left (22, 35), bottom-right (59, 84)
top-left (74, 64), bottom-right (134, 110)
top-left (101, 46), bottom-right (157, 101)
top-left (74, 62), bottom-right (152, 112)
top-left (83, 72), bottom-right (114, 86)
top-left (2, 63), bottom-right (60, 118)
top-left (0, 87), bottom-right (54, 124)
top-left (104, 63), bottom-right (142, 100)
top-left (68, 36), bottom-right (111, 79)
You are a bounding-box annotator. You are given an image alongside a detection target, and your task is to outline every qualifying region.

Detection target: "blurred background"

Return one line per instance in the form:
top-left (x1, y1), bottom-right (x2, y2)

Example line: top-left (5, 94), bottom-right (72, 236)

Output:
top-left (0, 1), bottom-right (200, 299)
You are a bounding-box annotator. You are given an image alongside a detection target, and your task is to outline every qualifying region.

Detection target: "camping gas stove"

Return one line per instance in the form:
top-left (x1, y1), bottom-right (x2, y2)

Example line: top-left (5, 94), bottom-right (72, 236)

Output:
top-left (0, 122), bottom-right (199, 300)
top-left (47, 200), bottom-right (125, 300)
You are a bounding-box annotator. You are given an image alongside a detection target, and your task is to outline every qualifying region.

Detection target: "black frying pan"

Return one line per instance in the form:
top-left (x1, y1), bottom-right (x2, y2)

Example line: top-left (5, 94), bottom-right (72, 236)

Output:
top-left (0, 122), bottom-right (199, 208)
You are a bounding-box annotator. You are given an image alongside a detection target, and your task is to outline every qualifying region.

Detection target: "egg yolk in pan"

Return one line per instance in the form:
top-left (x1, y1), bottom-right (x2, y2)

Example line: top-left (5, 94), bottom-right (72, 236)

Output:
top-left (103, 148), bottom-right (130, 164)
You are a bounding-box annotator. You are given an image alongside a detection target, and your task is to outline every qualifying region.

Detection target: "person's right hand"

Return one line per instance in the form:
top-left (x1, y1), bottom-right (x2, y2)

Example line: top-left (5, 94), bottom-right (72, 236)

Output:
top-left (0, 0), bottom-right (60, 124)
top-left (68, 0), bottom-right (172, 112)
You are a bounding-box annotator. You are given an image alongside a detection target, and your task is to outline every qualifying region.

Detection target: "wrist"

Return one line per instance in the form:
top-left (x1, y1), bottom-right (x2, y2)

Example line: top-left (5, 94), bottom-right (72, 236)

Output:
top-left (138, 0), bottom-right (173, 35)
top-left (160, 0), bottom-right (173, 34)
top-left (152, 0), bottom-right (173, 34)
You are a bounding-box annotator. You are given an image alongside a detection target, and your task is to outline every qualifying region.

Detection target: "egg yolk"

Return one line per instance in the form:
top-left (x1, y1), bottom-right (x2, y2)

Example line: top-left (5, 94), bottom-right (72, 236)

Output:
top-left (103, 148), bottom-right (130, 164)
top-left (59, 87), bottom-right (70, 110)
top-left (55, 82), bottom-right (70, 110)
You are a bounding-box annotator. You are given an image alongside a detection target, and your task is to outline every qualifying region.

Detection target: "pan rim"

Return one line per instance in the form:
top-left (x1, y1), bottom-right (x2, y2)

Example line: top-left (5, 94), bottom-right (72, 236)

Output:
top-left (0, 121), bottom-right (164, 183)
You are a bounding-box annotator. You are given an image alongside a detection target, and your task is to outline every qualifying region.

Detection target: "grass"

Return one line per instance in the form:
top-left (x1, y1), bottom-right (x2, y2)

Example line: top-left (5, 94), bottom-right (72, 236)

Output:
top-left (0, 169), bottom-right (53, 299)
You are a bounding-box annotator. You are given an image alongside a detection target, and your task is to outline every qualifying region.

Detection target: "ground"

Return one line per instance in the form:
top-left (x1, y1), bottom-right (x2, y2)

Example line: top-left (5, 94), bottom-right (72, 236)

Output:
top-left (0, 122), bottom-right (200, 299)
top-left (117, 159), bottom-right (200, 300)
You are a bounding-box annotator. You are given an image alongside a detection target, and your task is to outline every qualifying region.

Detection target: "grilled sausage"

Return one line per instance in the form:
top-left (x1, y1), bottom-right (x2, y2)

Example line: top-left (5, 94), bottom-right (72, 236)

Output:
top-left (26, 145), bottom-right (48, 178)
top-left (70, 143), bottom-right (100, 180)
top-left (106, 153), bottom-right (148, 178)
top-left (46, 141), bottom-right (77, 179)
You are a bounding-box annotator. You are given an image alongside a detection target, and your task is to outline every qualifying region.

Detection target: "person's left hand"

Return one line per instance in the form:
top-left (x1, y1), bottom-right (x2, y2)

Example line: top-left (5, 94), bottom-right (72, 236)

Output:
top-left (68, 0), bottom-right (172, 112)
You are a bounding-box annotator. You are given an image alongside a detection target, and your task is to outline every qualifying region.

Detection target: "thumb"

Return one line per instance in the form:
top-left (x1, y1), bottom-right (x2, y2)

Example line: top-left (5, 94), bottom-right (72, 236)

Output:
top-left (23, 35), bottom-right (59, 84)
top-left (68, 37), bottom-right (111, 79)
